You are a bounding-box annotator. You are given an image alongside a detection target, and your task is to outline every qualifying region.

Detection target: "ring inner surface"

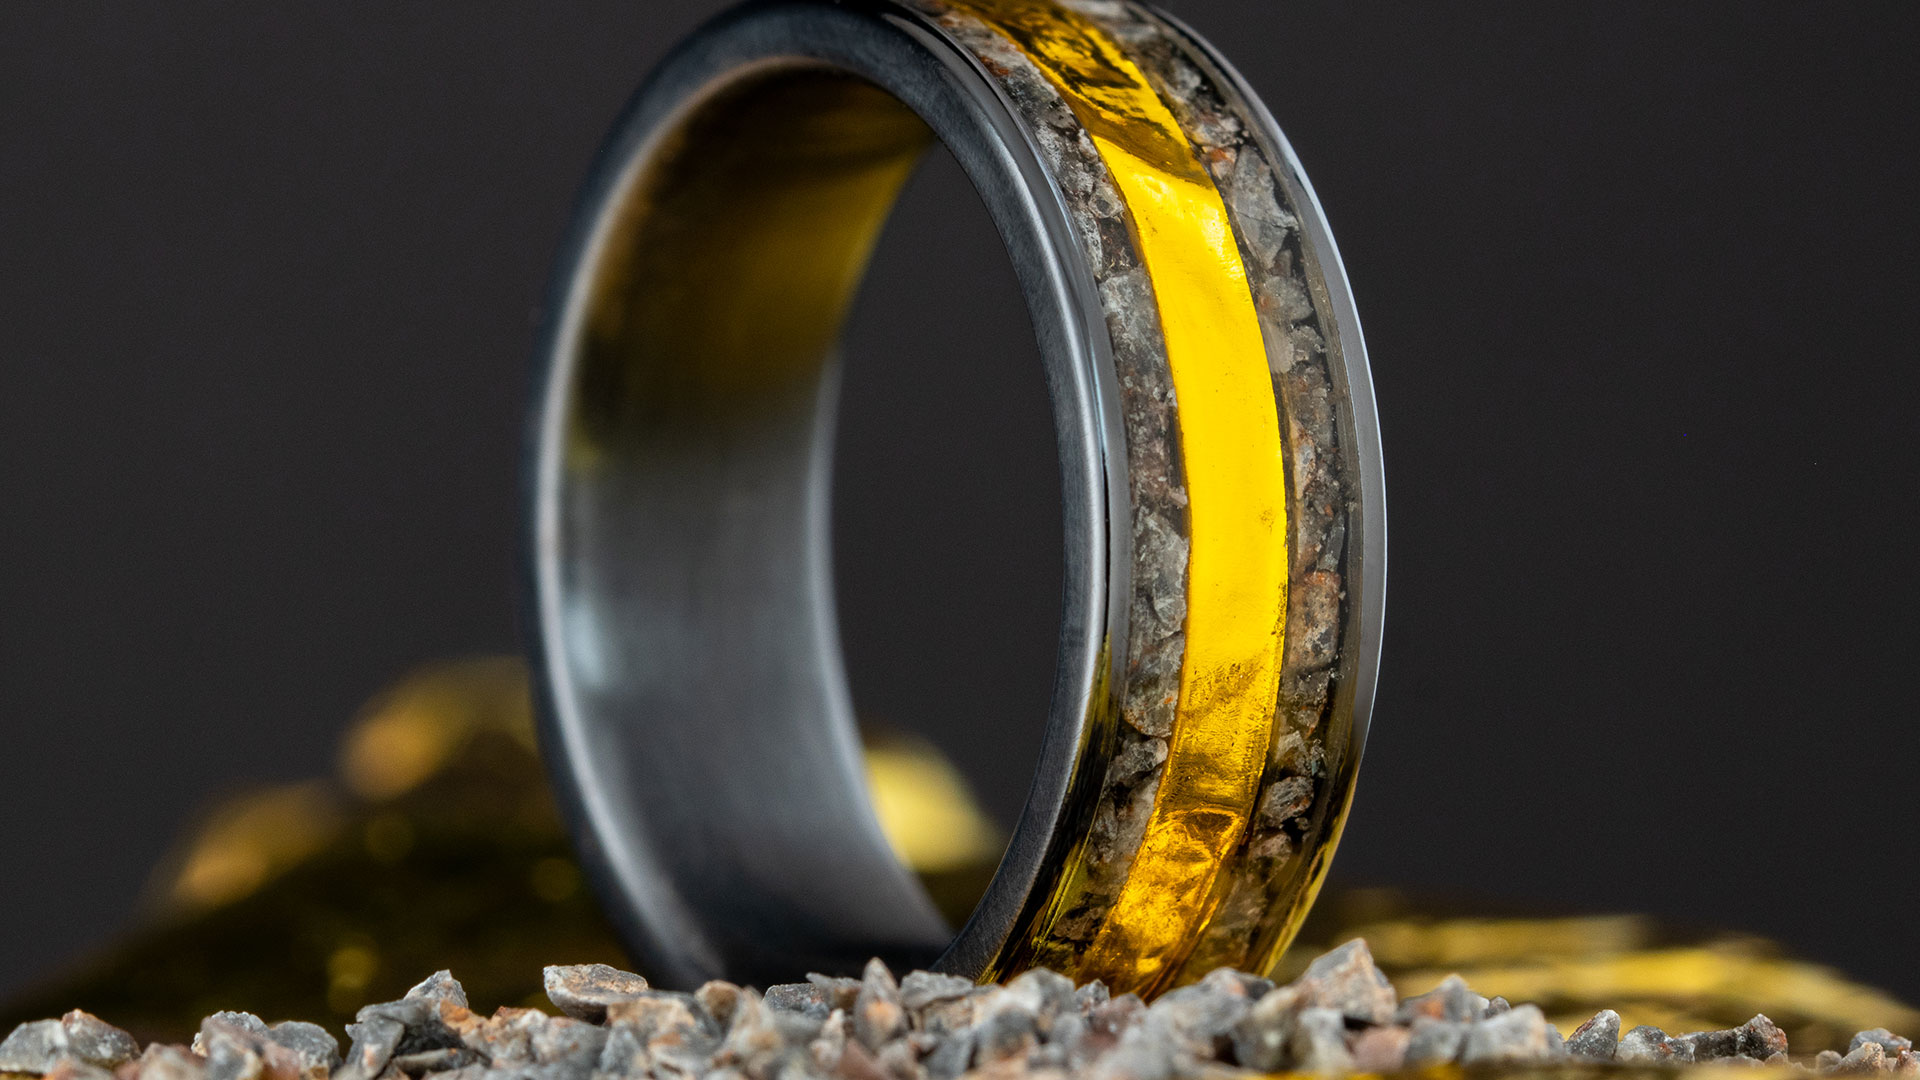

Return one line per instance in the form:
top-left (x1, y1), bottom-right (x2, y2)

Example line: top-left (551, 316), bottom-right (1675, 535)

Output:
top-left (559, 66), bottom-right (953, 984)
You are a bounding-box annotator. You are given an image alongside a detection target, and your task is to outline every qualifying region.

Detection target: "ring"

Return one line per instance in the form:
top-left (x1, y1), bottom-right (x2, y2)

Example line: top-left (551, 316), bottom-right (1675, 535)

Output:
top-left (528, 0), bottom-right (1384, 998)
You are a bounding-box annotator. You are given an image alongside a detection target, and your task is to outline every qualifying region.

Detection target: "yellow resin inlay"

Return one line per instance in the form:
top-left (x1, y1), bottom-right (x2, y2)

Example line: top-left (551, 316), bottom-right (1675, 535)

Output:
top-left (946, 0), bottom-right (1289, 993)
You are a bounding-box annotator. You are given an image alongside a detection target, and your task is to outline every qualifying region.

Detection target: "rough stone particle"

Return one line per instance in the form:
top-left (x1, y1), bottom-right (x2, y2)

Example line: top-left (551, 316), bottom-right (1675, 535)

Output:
top-left (873, 1038), bottom-right (921, 1080)
top-left (807, 1009), bottom-right (848, 1073)
top-left (897, 972), bottom-right (974, 1013)
top-left (1228, 985), bottom-right (1303, 1071)
top-left (1003, 969), bottom-right (1076, 1031)
top-left (1, 1024), bottom-right (67, 1075)
top-left (1395, 976), bottom-right (1487, 1025)
top-left (39, 1061), bottom-right (114, 1080)
top-left (1854, 1028), bottom-right (1916, 1055)
top-left (1, 1012), bottom-right (141, 1074)
top-left (1073, 996), bottom-right (1146, 1073)
top-left (852, 959), bottom-right (906, 1051)
top-left (1403, 1020), bottom-right (1468, 1067)
top-left (137, 1046), bottom-right (208, 1080)
top-left (542, 964), bottom-right (649, 1023)
top-left (763, 984), bottom-right (830, 1020)
top-left (1834, 1041), bottom-right (1888, 1074)
top-left (1483, 996), bottom-right (1512, 1017)
top-left (1895, 1049), bottom-right (1920, 1075)
top-left (1087, 1024), bottom-right (1175, 1080)
top-left (1288, 1006), bottom-right (1352, 1075)
top-left (1073, 982), bottom-right (1111, 1011)
top-left (198, 1032), bottom-right (261, 1080)
top-left (693, 982), bottom-right (742, 1031)
top-left (1293, 939), bottom-right (1396, 1025)
top-left (1816, 1050), bottom-right (1846, 1072)
top-left (1618, 1024), bottom-right (1693, 1065)
top-left (1350, 1026), bottom-right (1411, 1073)
top-left (1255, 777), bottom-right (1315, 829)
top-left (919, 1029), bottom-right (972, 1080)
top-left (1460, 1004), bottom-right (1564, 1064)
top-left (387, 1048), bottom-right (475, 1073)
top-left (806, 974), bottom-right (863, 1015)
top-left (405, 972), bottom-right (469, 1010)
top-left (1566, 1009), bottom-right (1620, 1061)
top-left (1143, 969), bottom-right (1255, 1059)
top-left (265, 1024), bottom-right (340, 1075)
top-left (195, 1014), bottom-right (336, 1080)
top-left (973, 996), bottom-right (1039, 1063)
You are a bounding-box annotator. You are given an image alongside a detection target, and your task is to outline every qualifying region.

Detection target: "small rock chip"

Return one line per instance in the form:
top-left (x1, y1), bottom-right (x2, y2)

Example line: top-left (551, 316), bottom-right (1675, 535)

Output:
top-left (1350, 1026), bottom-right (1411, 1073)
top-left (405, 971), bottom-right (469, 1010)
top-left (1404, 1019), bottom-right (1469, 1066)
top-left (1146, 969), bottom-right (1256, 1059)
top-left (1395, 976), bottom-right (1486, 1025)
top-left (1288, 1006), bottom-right (1352, 1075)
top-left (0, 1012), bottom-right (140, 1074)
top-left (1738, 1015), bottom-right (1791, 1060)
top-left (694, 982), bottom-right (742, 1031)
top-left (543, 964), bottom-right (650, 1023)
top-left (1294, 940), bottom-right (1397, 1025)
top-left (136, 1046), bottom-right (207, 1080)
top-left (898, 972), bottom-right (974, 1013)
top-left (1566, 1009), bottom-right (1620, 1061)
top-left (851, 959), bottom-right (905, 1051)
top-left (805, 975), bottom-right (863, 1015)
top-left (1229, 985), bottom-right (1304, 1071)
top-left (1618, 1024), bottom-right (1693, 1065)
top-left (265, 1023), bottom-right (340, 1076)
top-left (1484, 996), bottom-right (1512, 1018)
top-left (1460, 1004), bottom-right (1565, 1064)
top-left (1834, 1041), bottom-right (1888, 1074)
top-left (1854, 1029), bottom-right (1916, 1055)
top-left (763, 984), bottom-right (831, 1020)
top-left (1675, 1017), bottom-right (1787, 1062)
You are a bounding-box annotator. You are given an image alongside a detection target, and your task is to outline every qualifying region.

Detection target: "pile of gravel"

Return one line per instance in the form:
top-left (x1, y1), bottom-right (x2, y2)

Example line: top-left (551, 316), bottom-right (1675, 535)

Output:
top-left (3, 940), bottom-right (1914, 1079)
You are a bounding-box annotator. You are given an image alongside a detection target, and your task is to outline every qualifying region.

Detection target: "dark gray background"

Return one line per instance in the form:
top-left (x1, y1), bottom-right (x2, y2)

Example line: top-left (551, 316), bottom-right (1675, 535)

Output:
top-left (4, 2), bottom-right (1917, 1003)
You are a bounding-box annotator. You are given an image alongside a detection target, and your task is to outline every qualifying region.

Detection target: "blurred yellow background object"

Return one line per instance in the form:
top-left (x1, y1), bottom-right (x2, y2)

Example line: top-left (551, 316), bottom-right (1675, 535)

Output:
top-left (7, 656), bottom-right (1911, 1057)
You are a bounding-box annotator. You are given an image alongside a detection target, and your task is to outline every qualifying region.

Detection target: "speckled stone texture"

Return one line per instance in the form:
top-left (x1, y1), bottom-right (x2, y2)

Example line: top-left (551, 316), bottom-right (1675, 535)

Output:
top-left (901, 0), bottom-right (1361, 982)
top-left (901, 0), bottom-right (1195, 972)
top-left (1070, 0), bottom-right (1362, 983)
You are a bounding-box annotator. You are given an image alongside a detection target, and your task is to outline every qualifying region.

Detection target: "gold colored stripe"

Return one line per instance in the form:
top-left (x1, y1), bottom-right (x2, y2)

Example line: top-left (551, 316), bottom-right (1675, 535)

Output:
top-left (946, 0), bottom-right (1289, 993)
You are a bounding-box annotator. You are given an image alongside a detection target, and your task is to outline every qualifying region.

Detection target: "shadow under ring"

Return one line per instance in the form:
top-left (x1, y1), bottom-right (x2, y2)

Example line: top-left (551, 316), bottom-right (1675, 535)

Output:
top-left (527, 0), bottom-right (1384, 999)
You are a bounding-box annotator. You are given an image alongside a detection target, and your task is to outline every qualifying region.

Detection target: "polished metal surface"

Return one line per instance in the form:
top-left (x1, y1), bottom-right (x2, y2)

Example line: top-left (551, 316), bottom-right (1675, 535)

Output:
top-left (527, 0), bottom-right (1384, 993)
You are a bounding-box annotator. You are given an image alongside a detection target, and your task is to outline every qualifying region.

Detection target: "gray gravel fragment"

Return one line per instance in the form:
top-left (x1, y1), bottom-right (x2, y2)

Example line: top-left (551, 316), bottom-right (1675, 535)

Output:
top-left (1395, 975), bottom-right (1486, 1025)
top-left (1566, 1009), bottom-right (1620, 1061)
top-left (134, 1046), bottom-right (207, 1080)
top-left (1294, 940), bottom-right (1396, 1025)
top-left (1228, 984), bottom-right (1303, 1071)
top-left (852, 959), bottom-right (905, 1052)
top-left (1288, 1006), bottom-right (1353, 1075)
top-left (1460, 1003), bottom-right (1565, 1064)
top-left (1675, 1015), bottom-right (1790, 1062)
top-left (1837, 1042), bottom-right (1890, 1074)
top-left (1856, 1029), bottom-right (1918, 1055)
top-left (1618, 1024), bottom-right (1694, 1065)
top-left (542, 964), bottom-right (649, 1023)
top-left (897, 972), bottom-right (973, 1013)
top-left (762, 984), bottom-right (830, 1021)
top-left (1403, 1018), bottom-right (1469, 1066)
top-left (1, 1012), bottom-right (141, 1073)
top-left (1349, 1025), bottom-right (1410, 1073)
top-left (804, 974), bottom-right (862, 1015)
